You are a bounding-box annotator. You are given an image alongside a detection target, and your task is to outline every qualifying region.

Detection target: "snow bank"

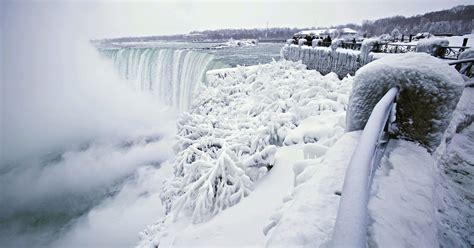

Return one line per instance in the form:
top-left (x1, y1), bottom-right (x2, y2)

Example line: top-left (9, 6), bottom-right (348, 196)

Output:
top-left (368, 140), bottom-right (438, 247)
top-left (415, 37), bottom-right (449, 56)
top-left (346, 53), bottom-right (464, 150)
top-left (281, 44), bottom-right (375, 78)
top-left (138, 60), bottom-right (353, 247)
top-left (265, 132), bottom-right (361, 247)
top-left (434, 87), bottom-right (474, 247)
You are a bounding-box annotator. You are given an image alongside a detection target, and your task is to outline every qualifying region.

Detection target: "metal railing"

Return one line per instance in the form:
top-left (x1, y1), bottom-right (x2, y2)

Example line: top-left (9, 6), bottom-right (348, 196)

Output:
top-left (448, 58), bottom-right (474, 78)
top-left (439, 46), bottom-right (469, 60)
top-left (331, 87), bottom-right (399, 247)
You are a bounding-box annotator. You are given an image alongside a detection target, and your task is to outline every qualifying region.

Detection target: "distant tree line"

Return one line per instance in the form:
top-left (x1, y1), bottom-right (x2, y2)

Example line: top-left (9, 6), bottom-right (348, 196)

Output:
top-left (360, 5), bottom-right (474, 37)
top-left (97, 5), bottom-right (473, 43)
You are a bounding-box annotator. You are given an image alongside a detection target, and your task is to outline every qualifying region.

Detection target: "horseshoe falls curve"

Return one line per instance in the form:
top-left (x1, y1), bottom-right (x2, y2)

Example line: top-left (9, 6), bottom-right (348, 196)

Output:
top-left (101, 48), bottom-right (226, 111)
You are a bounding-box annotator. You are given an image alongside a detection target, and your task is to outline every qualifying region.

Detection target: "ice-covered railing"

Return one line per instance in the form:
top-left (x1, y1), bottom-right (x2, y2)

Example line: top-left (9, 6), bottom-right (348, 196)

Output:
top-left (331, 87), bottom-right (399, 247)
top-left (448, 58), bottom-right (474, 79)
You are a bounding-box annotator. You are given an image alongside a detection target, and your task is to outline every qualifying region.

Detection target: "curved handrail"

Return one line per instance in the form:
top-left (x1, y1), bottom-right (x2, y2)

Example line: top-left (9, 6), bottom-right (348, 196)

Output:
top-left (448, 58), bottom-right (474, 65)
top-left (331, 87), bottom-right (399, 247)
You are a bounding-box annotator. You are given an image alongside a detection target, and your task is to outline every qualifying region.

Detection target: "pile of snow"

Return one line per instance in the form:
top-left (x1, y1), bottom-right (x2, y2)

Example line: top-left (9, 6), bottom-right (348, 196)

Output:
top-left (368, 140), bottom-right (438, 247)
top-left (137, 60), bottom-right (352, 247)
top-left (415, 37), bottom-right (449, 56)
top-left (434, 87), bottom-right (474, 247)
top-left (265, 131), bottom-right (360, 247)
top-left (281, 44), bottom-right (374, 78)
top-left (346, 53), bottom-right (464, 150)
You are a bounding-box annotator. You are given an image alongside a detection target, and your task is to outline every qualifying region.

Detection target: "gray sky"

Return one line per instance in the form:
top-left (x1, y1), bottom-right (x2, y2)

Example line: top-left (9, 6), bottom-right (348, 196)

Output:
top-left (2, 0), bottom-right (473, 38)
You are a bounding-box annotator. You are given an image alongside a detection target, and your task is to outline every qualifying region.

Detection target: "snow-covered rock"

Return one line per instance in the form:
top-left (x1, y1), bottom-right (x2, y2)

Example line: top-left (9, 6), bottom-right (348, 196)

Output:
top-left (415, 37), bottom-right (449, 56)
top-left (346, 53), bottom-right (464, 151)
top-left (434, 87), bottom-right (474, 247)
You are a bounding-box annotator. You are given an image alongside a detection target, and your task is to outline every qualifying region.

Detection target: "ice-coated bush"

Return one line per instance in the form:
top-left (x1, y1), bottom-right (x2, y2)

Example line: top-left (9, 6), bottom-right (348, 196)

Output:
top-left (159, 60), bottom-right (352, 224)
top-left (346, 53), bottom-right (464, 150)
top-left (415, 37), bottom-right (449, 56)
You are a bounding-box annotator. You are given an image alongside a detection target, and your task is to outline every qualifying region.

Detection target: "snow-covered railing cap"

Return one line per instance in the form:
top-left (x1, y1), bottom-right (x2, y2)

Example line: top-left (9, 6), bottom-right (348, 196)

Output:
top-left (331, 87), bottom-right (399, 248)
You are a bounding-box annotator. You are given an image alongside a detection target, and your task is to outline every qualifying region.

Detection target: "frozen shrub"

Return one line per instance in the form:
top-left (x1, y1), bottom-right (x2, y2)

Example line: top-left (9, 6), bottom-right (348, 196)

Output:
top-left (346, 53), bottom-right (464, 151)
top-left (159, 60), bottom-right (351, 224)
top-left (172, 148), bottom-right (252, 223)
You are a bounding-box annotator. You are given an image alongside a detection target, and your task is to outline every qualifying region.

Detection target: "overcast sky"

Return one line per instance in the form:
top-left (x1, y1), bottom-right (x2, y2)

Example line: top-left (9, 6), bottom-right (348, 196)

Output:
top-left (1, 0), bottom-right (473, 39)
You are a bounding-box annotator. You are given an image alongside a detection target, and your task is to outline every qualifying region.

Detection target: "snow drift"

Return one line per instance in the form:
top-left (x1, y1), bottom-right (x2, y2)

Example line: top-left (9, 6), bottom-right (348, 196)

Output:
top-left (346, 53), bottom-right (464, 150)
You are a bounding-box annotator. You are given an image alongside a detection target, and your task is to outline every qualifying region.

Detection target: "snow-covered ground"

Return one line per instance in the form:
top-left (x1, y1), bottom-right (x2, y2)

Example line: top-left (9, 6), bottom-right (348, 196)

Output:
top-left (368, 140), bottom-right (438, 247)
top-left (137, 53), bottom-right (472, 247)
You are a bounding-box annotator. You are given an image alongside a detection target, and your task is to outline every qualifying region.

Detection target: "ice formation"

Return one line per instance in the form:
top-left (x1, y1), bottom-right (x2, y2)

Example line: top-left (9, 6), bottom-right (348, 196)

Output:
top-left (281, 44), bottom-right (374, 78)
top-left (346, 53), bottom-right (464, 150)
top-left (137, 60), bottom-right (352, 247)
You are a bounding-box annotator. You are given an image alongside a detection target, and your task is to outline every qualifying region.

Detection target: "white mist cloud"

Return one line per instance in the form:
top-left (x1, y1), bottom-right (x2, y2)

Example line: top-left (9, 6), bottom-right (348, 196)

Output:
top-left (0, 3), bottom-right (178, 246)
top-left (1, 2), bottom-right (174, 164)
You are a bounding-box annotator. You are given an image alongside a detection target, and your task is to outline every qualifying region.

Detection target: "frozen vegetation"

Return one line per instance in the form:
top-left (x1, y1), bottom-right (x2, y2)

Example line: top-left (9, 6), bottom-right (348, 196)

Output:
top-left (137, 60), bottom-right (353, 247)
top-left (133, 49), bottom-right (474, 247)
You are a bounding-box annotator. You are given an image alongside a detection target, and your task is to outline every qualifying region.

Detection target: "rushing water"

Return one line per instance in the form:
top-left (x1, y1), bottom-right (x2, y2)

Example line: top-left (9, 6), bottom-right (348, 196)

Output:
top-left (100, 48), bottom-right (225, 111)
top-left (98, 42), bottom-right (283, 110)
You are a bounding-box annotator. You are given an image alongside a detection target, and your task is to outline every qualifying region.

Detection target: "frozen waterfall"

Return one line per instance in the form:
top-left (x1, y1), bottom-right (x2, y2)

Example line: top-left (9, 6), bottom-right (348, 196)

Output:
top-left (101, 48), bottom-right (225, 111)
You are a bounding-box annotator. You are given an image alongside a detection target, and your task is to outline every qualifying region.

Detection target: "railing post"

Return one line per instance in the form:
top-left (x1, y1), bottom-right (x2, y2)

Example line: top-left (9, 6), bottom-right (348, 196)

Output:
top-left (462, 38), bottom-right (468, 47)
